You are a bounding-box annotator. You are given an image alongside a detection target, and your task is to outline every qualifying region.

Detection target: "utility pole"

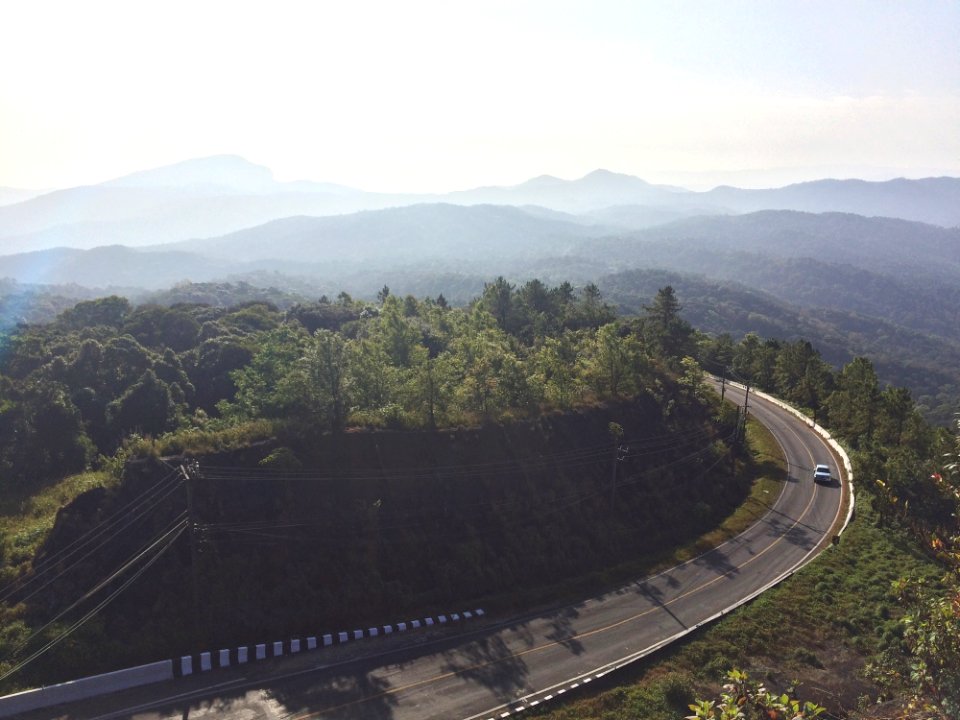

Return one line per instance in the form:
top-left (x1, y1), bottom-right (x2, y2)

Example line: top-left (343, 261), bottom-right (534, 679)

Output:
top-left (180, 460), bottom-right (201, 636)
top-left (720, 370), bottom-right (727, 403)
top-left (609, 422), bottom-right (625, 509)
top-left (739, 381), bottom-right (751, 442)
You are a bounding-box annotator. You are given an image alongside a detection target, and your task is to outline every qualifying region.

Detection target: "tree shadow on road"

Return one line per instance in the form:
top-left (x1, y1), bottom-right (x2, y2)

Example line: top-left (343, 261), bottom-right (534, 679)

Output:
top-left (440, 633), bottom-right (531, 703)
top-left (263, 667), bottom-right (399, 720)
top-left (543, 606), bottom-right (585, 656)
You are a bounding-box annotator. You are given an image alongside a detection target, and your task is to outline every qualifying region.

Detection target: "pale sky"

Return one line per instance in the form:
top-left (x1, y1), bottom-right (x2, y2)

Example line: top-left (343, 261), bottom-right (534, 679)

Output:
top-left (1, 0), bottom-right (958, 192)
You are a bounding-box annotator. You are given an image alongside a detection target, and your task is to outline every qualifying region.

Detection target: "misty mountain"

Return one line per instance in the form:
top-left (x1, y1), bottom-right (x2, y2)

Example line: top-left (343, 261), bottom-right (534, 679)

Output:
top-left (704, 177), bottom-right (960, 227)
top-left (0, 204), bottom-right (612, 290)
top-left (7, 206), bottom-right (956, 318)
top-left (0, 156), bottom-right (419, 254)
top-left (587, 210), bottom-right (960, 284)
top-left (0, 245), bottom-right (239, 290)
top-left (157, 203), bottom-right (613, 266)
top-left (447, 169), bottom-right (700, 213)
top-left (2, 155), bottom-right (957, 258)
top-left (583, 203), bottom-right (732, 230)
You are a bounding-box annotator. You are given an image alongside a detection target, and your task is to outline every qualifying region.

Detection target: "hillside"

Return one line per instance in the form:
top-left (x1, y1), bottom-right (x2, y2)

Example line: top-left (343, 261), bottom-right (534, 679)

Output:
top-left (158, 202), bottom-right (609, 265)
top-left (0, 278), bottom-right (953, 713)
top-left (3, 205), bottom-right (959, 423)
top-left (592, 210), bottom-right (960, 284)
top-left (23, 394), bottom-right (741, 683)
top-left (600, 268), bottom-right (960, 424)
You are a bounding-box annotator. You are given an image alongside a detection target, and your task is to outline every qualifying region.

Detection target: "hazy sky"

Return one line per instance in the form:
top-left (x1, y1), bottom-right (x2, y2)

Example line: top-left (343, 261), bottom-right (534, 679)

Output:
top-left (2, 0), bottom-right (958, 191)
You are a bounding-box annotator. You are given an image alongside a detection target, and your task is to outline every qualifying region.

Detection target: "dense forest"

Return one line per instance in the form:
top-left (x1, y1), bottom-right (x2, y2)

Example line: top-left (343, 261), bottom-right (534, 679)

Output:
top-left (0, 280), bottom-right (957, 715)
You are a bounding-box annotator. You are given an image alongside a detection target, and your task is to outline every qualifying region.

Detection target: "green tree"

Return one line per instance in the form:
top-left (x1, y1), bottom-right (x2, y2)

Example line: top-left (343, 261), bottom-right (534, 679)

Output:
top-left (878, 385), bottom-right (915, 446)
top-left (481, 276), bottom-right (515, 331)
top-left (187, 335), bottom-right (254, 413)
top-left (291, 329), bottom-right (350, 431)
top-left (375, 295), bottom-right (419, 367)
top-left (774, 340), bottom-right (832, 418)
top-left (100, 335), bottom-right (154, 396)
top-left (532, 333), bottom-right (583, 408)
top-left (826, 356), bottom-right (881, 446)
top-left (584, 323), bottom-right (642, 397)
top-left (6, 382), bottom-right (94, 486)
top-left (679, 356), bottom-right (705, 398)
top-left (644, 285), bottom-right (695, 365)
top-left (58, 296), bottom-right (131, 330)
top-left (107, 369), bottom-right (178, 439)
top-left (225, 325), bottom-right (306, 419)
top-left (891, 577), bottom-right (960, 719)
top-left (732, 333), bottom-right (780, 390)
top-left (123, 305), bottom-right (200, 351)
top-left (348, 337), bottom-right (398, 411)
top-left (569, 282), bottom-right (615, 330)
top-left (698, 332), bottom-right (735, 376)
top-left (406, 347), bottom-right (457, 429)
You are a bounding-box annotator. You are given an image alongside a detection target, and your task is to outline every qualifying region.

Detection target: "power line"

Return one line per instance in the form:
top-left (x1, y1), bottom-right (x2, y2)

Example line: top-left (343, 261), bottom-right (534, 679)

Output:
top-left (3, 468), bottom-right (181, 592)
top-left (2, 514), bottom-right (187, 668)
top-left (199, 427), bottom-right (722, 484)
top-left (0, 520), bottom-right (186, 684)
top-left (0, 475), bottom-right (184, 604)
top-left (196, 434), bottom-right (735, 548)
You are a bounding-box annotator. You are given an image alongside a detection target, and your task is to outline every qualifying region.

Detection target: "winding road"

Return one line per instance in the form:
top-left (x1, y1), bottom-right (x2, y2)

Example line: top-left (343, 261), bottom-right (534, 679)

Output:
top-left (32, 384), bottom-right (847, 720)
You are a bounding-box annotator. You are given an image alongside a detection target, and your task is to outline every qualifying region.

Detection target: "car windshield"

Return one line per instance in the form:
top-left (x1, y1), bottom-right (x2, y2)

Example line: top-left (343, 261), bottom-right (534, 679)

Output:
top-left (815, 465), bottom-right (829, 473)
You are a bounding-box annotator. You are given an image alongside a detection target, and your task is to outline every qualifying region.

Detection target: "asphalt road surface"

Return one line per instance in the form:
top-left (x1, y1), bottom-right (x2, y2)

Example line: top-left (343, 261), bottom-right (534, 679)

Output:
top-left (34, 384), bottom-right (846, 720)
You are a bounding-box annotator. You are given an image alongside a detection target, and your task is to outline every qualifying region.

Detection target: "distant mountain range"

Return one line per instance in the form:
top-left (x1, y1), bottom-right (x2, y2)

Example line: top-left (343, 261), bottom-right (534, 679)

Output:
top-left (3, 205), bottom-right (958, 328)
top-left (1, 155), bottom-right (958, 256)
top-left (2, 155), bottom-right (960, 423)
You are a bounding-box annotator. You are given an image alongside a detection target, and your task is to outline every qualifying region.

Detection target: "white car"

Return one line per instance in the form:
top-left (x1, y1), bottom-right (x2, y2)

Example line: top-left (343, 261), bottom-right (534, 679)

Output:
top-left (813, 463), bottom-right (832, 484)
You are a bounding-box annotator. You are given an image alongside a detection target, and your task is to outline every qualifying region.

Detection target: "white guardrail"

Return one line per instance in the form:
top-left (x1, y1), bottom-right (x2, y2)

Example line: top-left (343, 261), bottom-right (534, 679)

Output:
top-left (730, 381), bottom-right (855, 537)
top-left (0, 608), bottom-right (484, 717)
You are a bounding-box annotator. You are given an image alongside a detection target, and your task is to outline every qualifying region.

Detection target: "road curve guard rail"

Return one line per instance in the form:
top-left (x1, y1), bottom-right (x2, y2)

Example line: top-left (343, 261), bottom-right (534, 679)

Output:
top-left (0, 608), bottom-right (484, 718)
top-left (727, 380), bottom-right (855, 537)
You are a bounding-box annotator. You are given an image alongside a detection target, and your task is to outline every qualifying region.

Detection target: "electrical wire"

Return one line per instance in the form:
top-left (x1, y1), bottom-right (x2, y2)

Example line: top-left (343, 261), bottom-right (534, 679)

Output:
top-left (2, 468), bottom-right (182, 592)
top-left (197, 433), bottom-right (736, 546)
top-left (0, 520), bottom-right (186, 684)
top-left (2, 513), bottom-right (188, 666)
top-left (0, 476), bottom-right (185, 604)
top-left (199, 425), bottom-right (723, 484)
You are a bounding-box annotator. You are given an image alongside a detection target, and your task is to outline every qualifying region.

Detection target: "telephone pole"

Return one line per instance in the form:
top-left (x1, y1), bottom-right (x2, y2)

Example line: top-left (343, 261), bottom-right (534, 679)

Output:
top-left (609, 422), bottom-right (625, 509)
top-left (180, 460), bottom-right (202, 636)
top-left (739, 381), bottom-right (751, 442)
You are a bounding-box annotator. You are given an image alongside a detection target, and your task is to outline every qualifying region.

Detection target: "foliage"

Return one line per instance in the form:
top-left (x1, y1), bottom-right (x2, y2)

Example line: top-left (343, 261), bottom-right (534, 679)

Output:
top-left (4, 277), bottom-right (955, 708)
top-left (603, 267), bottom-right (960, 426)
top-left (687, 669), bottom-right (825, 720)
top-left (867, 417), bottom-right (960, 718)
top-left (891, 577), bottom-right (960, 718)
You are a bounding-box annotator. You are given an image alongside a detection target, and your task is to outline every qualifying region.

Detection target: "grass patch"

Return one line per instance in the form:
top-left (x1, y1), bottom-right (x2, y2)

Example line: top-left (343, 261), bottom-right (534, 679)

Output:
top-left (670, 417), bottom-right (784, 565)
top-left (123, 419), bottom-right (278, 459)
top-left (0, 471), bottom-right (116, 579)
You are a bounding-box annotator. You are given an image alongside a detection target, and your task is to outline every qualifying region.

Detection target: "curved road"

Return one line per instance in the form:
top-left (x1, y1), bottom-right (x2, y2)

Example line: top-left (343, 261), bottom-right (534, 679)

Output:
top-left (34, 385), bottom-right (847, 720)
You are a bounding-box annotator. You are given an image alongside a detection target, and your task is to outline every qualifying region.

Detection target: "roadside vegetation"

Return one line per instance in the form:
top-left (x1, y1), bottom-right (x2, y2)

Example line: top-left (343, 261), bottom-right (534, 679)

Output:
top-left (0, 279), bottom-right (956, 714)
